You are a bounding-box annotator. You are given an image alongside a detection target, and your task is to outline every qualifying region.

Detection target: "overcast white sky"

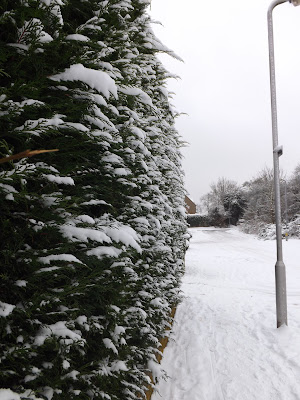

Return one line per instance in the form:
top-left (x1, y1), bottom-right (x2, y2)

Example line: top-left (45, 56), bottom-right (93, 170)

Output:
top-left (148, 0), bottom-right (300, 202)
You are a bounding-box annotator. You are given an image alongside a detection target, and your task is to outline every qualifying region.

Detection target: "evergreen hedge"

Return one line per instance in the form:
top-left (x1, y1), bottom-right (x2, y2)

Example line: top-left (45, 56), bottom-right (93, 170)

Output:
top-left (187, 214), bottom-right (210, 228)
top-left (0, 1), bottom-right (188, 399)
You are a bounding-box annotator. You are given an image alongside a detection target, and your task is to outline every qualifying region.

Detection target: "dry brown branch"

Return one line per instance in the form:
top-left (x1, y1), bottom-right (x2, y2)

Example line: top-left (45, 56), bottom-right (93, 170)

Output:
top-left (0, 149), bottom-right (59, 164)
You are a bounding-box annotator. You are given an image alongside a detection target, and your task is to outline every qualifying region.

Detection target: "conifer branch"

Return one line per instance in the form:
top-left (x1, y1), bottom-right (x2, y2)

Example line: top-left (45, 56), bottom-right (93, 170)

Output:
top-left (17, 19), bottom-right (34, 44)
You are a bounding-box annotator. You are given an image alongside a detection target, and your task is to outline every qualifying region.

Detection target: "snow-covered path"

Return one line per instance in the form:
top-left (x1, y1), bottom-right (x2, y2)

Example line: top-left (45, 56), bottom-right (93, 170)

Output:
top-left (152, 228), bottom-right (300, 400)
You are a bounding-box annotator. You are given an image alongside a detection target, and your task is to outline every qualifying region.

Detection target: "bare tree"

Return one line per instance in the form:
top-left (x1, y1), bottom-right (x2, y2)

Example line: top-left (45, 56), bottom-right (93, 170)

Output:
top-left (202, 177), bottom-right (246, 225)
top-left (243, 167), bottom-right (287, 224)
top-left (210, 177), bottom-right (240, 213)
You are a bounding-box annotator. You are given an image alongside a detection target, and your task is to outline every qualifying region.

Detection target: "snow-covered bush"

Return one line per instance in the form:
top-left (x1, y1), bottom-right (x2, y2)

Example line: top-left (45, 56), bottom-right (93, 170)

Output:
top-left (257, 224), bottom-right (277, 240)
top-left (241, 217), bottom-right (300, 240)
top-left (287, 215), bottom-right (300, 238)
top-left (0, 1), bottom-right (187, 399)
top-left (240, 220), bottom-right (272, 238)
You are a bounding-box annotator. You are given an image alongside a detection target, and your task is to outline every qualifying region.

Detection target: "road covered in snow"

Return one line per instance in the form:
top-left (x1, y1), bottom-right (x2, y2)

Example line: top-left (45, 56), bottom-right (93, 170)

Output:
top-left (152, 227), bottom-right (300, 400)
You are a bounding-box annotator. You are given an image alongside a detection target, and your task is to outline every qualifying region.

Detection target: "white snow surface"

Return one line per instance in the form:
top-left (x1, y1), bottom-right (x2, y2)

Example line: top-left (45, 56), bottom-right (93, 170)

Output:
top-left (38, 254), bottom-right (83, 265)
top-left (0, 301), bottom-right (15, 317)
top-left (118, 86), bottom-right (153, 107)
top-left (0, 390), bottom-right (23, 400)
top-left (60, 225), bottom-right (111, 244)
top-left (34, 321), bottom-right (85, 346)
top-left (65, 34), bottom-right (90, 42)
top-left (44, 174), bottom-right (74, 185)
top-left (0, 388), bottom-right (44, 399)
top-left (152, 228), bottom-right (300, 400)
top-left (50, 64), bottom-right (118, 99)
top-left (86, 246), bottom-right (122, 259)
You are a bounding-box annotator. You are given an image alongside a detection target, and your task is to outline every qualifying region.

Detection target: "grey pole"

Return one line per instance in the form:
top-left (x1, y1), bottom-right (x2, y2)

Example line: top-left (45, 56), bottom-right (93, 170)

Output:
top-left (267, 0), bottom-right (300, 327)
top-left (267, 0), bottom-right (288, 328)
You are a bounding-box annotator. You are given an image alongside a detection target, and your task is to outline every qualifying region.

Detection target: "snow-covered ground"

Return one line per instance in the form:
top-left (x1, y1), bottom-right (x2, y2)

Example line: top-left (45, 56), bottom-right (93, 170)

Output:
top-left (152, 227), bottom-right (300, 400)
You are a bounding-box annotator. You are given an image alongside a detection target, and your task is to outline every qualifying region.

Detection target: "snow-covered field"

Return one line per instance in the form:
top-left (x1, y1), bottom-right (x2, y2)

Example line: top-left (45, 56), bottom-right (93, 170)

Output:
top-left (152, 227), bottom-right (300, 400)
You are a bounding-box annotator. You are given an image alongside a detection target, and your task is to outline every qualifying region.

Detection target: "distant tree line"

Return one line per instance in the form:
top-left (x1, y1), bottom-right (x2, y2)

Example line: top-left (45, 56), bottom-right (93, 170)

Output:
top-left (193, 164), bottom-right (300, 236)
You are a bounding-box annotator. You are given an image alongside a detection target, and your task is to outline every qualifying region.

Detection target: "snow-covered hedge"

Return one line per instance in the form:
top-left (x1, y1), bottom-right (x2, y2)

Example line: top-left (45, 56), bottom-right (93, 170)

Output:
top-left (0, 1), bottom-right (188, 399)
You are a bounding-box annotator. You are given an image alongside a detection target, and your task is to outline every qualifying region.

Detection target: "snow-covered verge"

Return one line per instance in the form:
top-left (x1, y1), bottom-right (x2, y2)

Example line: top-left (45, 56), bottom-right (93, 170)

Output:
top-left (0, 1), bottom-right (187, 399)
top-left (241, 215), bottom-right (300, 240)
top-left (152, 227), bottom-right (300, 400)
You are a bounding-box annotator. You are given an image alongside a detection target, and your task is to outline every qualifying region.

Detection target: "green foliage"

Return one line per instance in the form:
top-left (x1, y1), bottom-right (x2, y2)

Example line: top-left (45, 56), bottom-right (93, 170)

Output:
top-left (187, 214), bottom-right (210, 228)
top-left (0, 1), bottom-right (187, 399)
top-left (208, 207), bottom-right (226, 227)
top-left (223, 192), bottom-right (246, 226)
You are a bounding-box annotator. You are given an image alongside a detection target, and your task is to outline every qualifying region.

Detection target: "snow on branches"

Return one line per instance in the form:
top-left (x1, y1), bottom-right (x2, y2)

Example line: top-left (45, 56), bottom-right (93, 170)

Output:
top-left (0, 0), bottom-right (187, 399)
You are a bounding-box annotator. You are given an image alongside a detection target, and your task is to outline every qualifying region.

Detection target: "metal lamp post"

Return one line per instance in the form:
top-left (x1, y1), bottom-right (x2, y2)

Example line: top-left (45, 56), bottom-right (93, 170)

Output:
top-left (267, 0), bottom-right (300, 328)
top-left (281, 179), bottom-right (289, 240)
